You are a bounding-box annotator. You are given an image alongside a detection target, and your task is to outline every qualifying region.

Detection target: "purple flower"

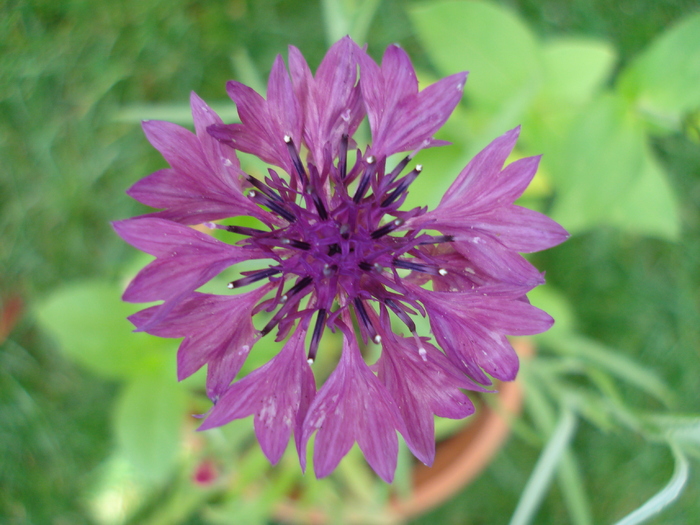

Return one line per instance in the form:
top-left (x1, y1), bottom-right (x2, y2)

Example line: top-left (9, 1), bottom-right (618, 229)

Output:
top-left (115, 37), bottom-right (568, 483)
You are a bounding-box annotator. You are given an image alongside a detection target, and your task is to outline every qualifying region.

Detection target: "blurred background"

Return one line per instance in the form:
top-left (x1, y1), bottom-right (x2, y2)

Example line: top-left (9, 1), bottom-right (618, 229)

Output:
top-left (2, 0), bottom-right (700, 523)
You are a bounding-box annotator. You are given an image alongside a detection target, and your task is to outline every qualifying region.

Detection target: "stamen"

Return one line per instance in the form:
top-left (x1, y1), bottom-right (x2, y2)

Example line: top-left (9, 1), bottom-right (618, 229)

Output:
top-left (371, 218), bottom-right (404, 239)
top-left (246, 175), bottom-right (283, 202)
top-left (358, 261), bottom-right (373, 271)
top-left (384, 298), bottom-right (416, 334)
top-left (308, 308), bottom-right (327, 363)
top-left (339, 134), bottom-right (348, 180)
top-left (311, 192), bottom-right (329, 220)
top-left (385, 155), bottom-right (410, 187)
top-left (353, 156), bottom-right (377, 203)
top-left (284, 135), bottom-right (308, 187)
top-left (279, 275), bottom-right (313, 303)
top-left (381, 165), bottom-right (422, 207)
top-left (261, 276), bottom-right (313, 336)
top-left (353, 297), bottom-right (379, 344)
top-left (281, 238), bottom-right (311, 250)
top-left (249, 190), bottom-right (296, 223)
top-left (418, 235), bottom-right (454, 245)
top-left (392, 258), bottom-right (441, 275)
top-left (226, 225), bottom-right (268, 236)
top-left (228, 267), bottom-right (281, 289)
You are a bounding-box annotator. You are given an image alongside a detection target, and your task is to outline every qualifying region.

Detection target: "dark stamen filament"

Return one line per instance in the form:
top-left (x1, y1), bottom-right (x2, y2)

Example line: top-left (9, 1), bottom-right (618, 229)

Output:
top-left (249, 190), bottom-right (296, 223)
top-left (339, 134), bottom-right (348, 180)
top-left (246, 175), bottom-right (283, 202)
top-left (308, 308), bottom-right (327, 363)
top-left (284, 135), bottom-right (308, 187)
top-left (353, 156), bottom-right (377, 203)
top-left (328, 243), bottom-right (341, 256)
top-left (419, 235), bottom-right (454, 245)
top-left (358, 261), bottom-right (373, 271)
top-left (353, 297), bottom-right (381, 344)
top-left (371, 219), bottom-right (404, 239)
top-left (381, 165), bottom-right (422, 207)
top-left (384, 155), bottom-right (410, 187)
top-left (311, 192), bottom-right (329, 220)
top-left (280, 276), bottom-right (313, 303)
top-left (384, 298), bottom-right (416, 334)
top-left (226, 225), bottom-right (268, 236)
top-left (281, 238), bottom-right (311, 250)
top-left (228, 267), bottom-right (281, 289)
top-left (260, 276), bottom-right (314, 336)
top-left (392, 258), bottom-right (444, 275)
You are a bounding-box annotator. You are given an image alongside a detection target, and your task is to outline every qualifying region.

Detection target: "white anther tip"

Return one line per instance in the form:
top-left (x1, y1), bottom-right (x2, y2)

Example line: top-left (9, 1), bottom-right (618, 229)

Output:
top-left (416, 164), bottom-right (423, 171)
top-left (227, 282), bottom-right (234, 289)
top-left (438, 268), bottom-right (448, 276)
top-left (307, 358), bottom-right (314, 365)
top-left (367, 155), bottom-right (376, 164)
top-left (283, 135), bottom-right (292, 143)
top-left (248, 190), bottom-right (257, 198)
top-left (373, 335), bottom-right (382, 344)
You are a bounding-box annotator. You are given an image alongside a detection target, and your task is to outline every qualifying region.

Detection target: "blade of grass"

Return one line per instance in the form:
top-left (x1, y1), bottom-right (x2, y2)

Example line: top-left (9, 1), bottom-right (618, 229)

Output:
top-left (509, 408), bottom-right (577, 525)
top-left (613, 445), bottom-right (689, 525)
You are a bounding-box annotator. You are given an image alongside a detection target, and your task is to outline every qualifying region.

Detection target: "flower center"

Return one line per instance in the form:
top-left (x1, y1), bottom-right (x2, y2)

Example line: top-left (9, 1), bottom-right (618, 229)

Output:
top-left (219, 136), bottom-right (452, 362)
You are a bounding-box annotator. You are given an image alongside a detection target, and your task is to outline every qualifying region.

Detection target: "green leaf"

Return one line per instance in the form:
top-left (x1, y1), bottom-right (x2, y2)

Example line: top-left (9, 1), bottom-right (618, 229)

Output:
top-left (619, 12), bottom-right (700, 126)
top-left (648, 415), bottom-right (700, 459)
top-left (540, 333), bottom-right (674, 407)
top-left (613, 445), bottom-right (689, 525)
top-left (409, 0), bottom-right (541, 109)
top-left (606, 147), bottom-right (681, 241)
top-left (509, 409), bottom-right (577, 525)
top-left (549, 94), bottom-right (646, 234)
top-left (113, 370), bottom-right (188, 485)
top-left (541, 38), bottom-right (616, 104)
top-left (35, 281), bottom-right (172, 380)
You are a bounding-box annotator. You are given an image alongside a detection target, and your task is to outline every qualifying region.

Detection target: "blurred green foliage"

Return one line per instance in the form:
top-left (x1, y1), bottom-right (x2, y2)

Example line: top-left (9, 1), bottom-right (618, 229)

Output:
top-left (2, 0), bottom-right (700, 524)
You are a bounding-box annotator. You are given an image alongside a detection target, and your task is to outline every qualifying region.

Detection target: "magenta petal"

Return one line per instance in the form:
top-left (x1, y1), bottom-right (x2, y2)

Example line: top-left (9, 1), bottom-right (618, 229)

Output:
top-left (199, 329), bottom-right (316, 464)
top-left (415, 286), bottom-right (553, 384)
top-left (129, 287), bottom-right (271, 399)
top-left (301, 332), bottom-right (406, 483)
top-left (377, 333), bottom-right (481, 466)
top-left (132, 94), bottom-right (267, 224)
top-left (113, 218), bottom-right (267, 327)
top-left (467, 205), bottom-right (570, 252)
top-left (359, 44), bottom-right (466, 159)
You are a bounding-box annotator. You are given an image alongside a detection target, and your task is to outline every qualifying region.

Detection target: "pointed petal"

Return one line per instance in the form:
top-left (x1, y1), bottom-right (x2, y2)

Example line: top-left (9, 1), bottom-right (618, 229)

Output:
top-left (414, 286), bottom-right (553, 384)
top-left (200, 329), bottom-right (315, 465)
top-left (301, 331), bottom-right (405, 483)
top-left (377, 334), bottom-right (480, 466)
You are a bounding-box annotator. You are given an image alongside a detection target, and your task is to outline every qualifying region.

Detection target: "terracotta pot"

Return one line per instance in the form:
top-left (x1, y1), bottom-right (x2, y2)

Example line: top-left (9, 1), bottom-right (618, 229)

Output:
top-left (275, 338), bottom-right (532, 524)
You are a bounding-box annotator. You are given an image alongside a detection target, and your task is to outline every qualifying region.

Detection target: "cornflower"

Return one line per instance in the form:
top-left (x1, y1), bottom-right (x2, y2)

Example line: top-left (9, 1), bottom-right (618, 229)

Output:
top-left (115, 37), bottom-right (568, 482)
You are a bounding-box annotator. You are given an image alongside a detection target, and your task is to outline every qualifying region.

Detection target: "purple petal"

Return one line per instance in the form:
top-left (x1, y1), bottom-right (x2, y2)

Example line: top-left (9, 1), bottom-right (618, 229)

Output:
top-left (199, 328), bottom-right (316, 464)
top-left (113, 218), bottom-right (266, 326)
top-left (301, 330), bottom-right (405, 483)
top-left (377, 333), bottom-right (481, 466)
top-left (465, 205), bottom-right (570, 253)
top-left (359, 44), bottom-right (466, 158)
top-left (414, 286), bottom-right (553, 384)
top-left (131, 95), bottom-right (268, 224)
top-left (289, 37), bottom-right (364, 169)
top-left (129, 286), bottom-right (272, 399)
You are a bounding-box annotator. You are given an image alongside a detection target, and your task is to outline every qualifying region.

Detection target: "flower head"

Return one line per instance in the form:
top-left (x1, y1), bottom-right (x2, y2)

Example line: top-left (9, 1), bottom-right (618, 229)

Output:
top-left (116, 37), bottom-right (568, 483)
